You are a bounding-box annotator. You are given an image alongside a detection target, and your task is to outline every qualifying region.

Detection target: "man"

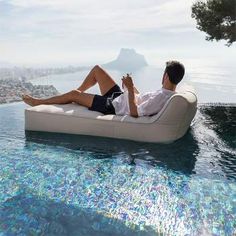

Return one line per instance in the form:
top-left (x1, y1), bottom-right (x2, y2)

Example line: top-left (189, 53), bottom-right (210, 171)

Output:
top-left (22, 61), bottom-right (185, 118)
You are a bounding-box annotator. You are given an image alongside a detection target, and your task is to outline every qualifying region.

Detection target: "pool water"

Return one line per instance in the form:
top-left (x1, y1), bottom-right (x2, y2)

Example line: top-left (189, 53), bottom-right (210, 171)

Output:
top-left (0, 103), bottom-right (235, 235)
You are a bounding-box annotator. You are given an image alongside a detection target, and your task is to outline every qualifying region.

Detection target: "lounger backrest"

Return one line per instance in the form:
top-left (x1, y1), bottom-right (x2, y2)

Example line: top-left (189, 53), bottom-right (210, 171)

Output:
top-left (155, 91), bottom-right (197, 121)
top-left (151, 91), bottom-right (197, 137)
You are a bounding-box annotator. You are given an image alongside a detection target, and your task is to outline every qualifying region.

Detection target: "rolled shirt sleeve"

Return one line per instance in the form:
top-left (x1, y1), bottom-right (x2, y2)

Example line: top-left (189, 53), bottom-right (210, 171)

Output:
top-left (136, 88), bottom-right (175, 117)
top-left (113, 88), bottom-right (175, 116)
top-left (137, 96), bottom-right (162, 117)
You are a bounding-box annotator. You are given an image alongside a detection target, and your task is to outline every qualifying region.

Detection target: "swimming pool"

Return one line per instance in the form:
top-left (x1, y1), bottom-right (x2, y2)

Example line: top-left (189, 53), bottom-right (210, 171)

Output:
top-left (0, 103), bottom-right (235, 235)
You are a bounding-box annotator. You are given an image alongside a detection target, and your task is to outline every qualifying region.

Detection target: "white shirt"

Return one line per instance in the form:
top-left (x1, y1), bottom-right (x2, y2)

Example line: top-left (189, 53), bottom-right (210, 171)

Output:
top-left (112, 88), bottom-right (175, 116)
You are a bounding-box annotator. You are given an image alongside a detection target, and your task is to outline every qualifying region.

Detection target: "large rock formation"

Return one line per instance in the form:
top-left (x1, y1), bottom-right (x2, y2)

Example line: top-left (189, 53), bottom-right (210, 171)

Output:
top-left (103, 48), bottom-right (148, 71)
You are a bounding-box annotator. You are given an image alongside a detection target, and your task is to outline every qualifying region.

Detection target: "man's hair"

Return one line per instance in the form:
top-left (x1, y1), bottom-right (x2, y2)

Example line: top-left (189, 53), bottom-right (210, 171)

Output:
top-left (165, 61), bottom-right (185, 85)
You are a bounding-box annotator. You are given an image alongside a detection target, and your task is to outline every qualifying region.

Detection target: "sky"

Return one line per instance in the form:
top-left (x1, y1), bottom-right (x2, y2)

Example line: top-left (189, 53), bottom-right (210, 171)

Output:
top-left (0, 0), bottom-right (235, 67)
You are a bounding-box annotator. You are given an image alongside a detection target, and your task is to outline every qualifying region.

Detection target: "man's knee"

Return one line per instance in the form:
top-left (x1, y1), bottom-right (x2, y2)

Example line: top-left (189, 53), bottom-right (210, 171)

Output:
top-left (93, 64), bottom-right (102, 72)
top-left (67, 90), bottom-right (81, 102)
top-left (70, 89), bottom-right (81, 97)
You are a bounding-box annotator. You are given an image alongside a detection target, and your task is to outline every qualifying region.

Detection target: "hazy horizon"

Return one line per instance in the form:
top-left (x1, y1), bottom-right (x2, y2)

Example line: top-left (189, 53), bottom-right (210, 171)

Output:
top-left (1, 0), bottom-right (235, 68)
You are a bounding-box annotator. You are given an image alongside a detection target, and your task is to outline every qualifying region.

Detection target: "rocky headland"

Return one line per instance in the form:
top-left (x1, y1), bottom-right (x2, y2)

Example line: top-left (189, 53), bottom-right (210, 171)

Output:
top-left (103, 48), bottom-right (148, 71)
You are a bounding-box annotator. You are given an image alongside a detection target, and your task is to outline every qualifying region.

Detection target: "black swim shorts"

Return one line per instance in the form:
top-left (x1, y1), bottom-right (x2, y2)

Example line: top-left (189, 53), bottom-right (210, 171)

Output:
top-left (89, 84), bottom-right (123, 115)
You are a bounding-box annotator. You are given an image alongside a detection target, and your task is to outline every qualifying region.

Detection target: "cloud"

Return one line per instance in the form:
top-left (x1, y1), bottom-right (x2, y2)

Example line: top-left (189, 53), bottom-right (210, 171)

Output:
top-left (4, 0), bottom-right (196, 34)
top-left (1, 1), bottom-right (195, 38)
top-left (0, 0), bottom-right (205, 65)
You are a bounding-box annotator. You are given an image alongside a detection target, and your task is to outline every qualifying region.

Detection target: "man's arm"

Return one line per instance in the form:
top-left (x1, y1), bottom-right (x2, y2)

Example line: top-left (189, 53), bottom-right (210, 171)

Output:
top-left (134, 86), bottom-right (139, 94)
top-left (122, 75), bottom-right (138, 118)
top-left (127, 87), bottom-right (138, 117)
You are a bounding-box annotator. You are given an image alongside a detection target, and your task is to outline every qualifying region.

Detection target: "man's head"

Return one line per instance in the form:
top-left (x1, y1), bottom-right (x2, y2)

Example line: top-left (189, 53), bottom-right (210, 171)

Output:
top-left (162, 61), bottom-right (185, 88)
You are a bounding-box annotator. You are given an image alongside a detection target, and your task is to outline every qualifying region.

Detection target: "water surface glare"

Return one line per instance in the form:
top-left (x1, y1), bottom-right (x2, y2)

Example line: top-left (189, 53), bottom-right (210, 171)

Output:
top-left (0, 103), bottom-right (235, 235)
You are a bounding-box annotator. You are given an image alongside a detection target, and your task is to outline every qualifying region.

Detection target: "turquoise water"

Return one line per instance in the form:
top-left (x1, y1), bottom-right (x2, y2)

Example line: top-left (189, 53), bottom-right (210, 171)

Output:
top-left (0, 102), bottom-right (235, 235)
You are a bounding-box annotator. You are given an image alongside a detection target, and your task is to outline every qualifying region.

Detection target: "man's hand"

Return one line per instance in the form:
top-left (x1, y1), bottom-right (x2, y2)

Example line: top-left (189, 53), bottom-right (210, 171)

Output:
top-left (122, 74), bottom-right (138, 118)
top-left (122, 74), bottom-right (134, 89)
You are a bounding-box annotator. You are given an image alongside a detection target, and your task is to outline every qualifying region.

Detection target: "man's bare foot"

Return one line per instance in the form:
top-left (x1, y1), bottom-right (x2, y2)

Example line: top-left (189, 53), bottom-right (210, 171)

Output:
top-left (22, 94), bottom-right (40, 106)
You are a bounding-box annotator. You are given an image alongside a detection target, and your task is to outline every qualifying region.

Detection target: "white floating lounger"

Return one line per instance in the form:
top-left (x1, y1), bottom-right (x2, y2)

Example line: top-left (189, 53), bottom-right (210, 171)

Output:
top-left (25, 91), bottom-right (197, 143)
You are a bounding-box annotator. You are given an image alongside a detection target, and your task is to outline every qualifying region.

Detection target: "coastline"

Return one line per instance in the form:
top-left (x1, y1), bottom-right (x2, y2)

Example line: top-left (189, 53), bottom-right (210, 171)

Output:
top-left (0, 78), bottom-right (59, 105)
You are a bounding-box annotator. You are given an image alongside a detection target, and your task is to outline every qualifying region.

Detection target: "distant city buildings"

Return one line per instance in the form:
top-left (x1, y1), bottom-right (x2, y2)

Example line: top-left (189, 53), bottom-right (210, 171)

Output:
top-left (0, 78), bottom-right (59, 104)
top-left (0, 66), bottom-right (90, 104)
top-left (0, 66), bottom-right (89, 81)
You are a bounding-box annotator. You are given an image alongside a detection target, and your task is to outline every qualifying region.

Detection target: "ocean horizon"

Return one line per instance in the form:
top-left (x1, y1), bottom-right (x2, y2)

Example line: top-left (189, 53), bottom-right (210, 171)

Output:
top-left (31, 62), bottom-right (236, 104)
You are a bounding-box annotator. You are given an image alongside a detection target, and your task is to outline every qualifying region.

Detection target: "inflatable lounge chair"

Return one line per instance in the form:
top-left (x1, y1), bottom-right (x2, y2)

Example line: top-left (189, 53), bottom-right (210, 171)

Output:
top-left (25, 91), bottom-right (197, 143)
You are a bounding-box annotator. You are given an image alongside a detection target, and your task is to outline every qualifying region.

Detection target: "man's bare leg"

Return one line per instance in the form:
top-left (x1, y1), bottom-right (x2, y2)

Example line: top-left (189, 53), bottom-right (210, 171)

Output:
top-left (23, 65), bottom-right (116, 107)
top-left (78, 65), bottom-right (117, 95)
top-left (22, 90), bottom-right (94, 108)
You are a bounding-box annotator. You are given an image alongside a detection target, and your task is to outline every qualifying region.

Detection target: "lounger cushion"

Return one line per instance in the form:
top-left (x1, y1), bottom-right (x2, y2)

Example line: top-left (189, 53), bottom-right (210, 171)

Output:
top-left (25, 91), bottom-right (197, 143)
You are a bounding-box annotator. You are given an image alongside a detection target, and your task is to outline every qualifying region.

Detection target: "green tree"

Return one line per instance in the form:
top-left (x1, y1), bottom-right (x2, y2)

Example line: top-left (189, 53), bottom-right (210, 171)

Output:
top-left (191, 0), bottom-right (236, 46)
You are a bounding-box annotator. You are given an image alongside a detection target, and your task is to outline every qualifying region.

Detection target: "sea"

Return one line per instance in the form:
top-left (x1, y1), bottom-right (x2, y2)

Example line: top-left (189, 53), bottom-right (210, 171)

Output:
top-left (31, 64), bottom-right (236, 104)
